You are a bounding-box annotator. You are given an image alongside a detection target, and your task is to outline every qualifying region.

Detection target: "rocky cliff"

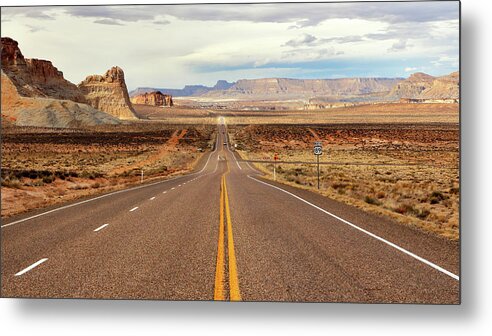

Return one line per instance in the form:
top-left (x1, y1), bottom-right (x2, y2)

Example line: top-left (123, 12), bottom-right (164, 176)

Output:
top-left (1, 37), bottom-right (86, 103)
top-left (130, 91), bottom-right (173, 107)
top-left (1, 37), bottom-right (120, 127)
top-left (419, 72), bottom-right (459, 99)
top-left (1, 71), bottom-right (119, 127)
top-left (78, 66), bottom-right (137, 120)
top-left (202, 77), bottom-right (401, 100)
top-left (389, 72), bottom-right (459, 99)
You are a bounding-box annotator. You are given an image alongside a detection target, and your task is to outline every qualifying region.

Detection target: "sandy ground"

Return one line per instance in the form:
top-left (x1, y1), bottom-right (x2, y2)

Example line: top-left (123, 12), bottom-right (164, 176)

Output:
top-left (230, 123), bottom-right (459, 240)
top-left (1, 124), bottom-right (215, 218)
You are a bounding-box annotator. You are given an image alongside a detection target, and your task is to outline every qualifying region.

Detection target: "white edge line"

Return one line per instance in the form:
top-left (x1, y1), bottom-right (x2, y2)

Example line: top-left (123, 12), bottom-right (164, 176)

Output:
top-left (2, 174), bottom-right (183, 228)
top-left (233, 153), bottom-right (242, 170)
top-left (94, 223), bottom-right (109, 232)
top-left (247, 175), bottom-right (459, 281)
top-left (129, 207), bottom-right (139, 212)
top-left (2, 123), bottom-right (222, 229)
top-left (15, 258), bottom-right (48, 276)
top-left (222, 124), bottom-right (242, 170)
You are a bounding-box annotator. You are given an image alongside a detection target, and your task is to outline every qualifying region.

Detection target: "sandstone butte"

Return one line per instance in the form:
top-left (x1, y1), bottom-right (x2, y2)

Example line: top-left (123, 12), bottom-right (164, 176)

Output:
top-left (1, 37), bottom-right (120, 127)
top-left (78, 66), bottom-right (138, 120)
top-left (130, 91), bottom-right (173, 107)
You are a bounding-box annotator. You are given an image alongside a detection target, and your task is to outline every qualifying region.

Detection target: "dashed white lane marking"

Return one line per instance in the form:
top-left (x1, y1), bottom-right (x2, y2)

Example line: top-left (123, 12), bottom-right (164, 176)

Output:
top-left (15, 258), bottom-right (48, 276)
top-left (94, 223), bottom-right (109, 232)
top-left (150, 197), bottom-right (156, 201)
top-left (163, 191), bottom-right (167, 194)
top-left (129, 207), bottom-right (139, 212)
top-left (248, 176), bottom-right (459, 281)
top-left (171, 187), bottom-right (175, 190)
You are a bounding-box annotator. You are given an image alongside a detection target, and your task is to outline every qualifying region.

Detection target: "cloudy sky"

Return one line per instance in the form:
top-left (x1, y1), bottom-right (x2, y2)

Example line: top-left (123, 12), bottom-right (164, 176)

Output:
top-left (1, 1), bottom-right (459, 90)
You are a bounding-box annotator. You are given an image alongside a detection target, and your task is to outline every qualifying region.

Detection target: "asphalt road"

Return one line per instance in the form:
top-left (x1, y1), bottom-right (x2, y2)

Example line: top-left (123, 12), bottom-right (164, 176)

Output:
top-left (1, 120), bottom-right (460, 303)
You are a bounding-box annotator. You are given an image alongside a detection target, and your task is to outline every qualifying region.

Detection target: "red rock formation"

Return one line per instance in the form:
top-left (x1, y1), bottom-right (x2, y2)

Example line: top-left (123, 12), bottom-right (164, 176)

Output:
top-left (130, 91), bottom-right (173, 107)
top-left (1, 37), bottom-right (86, 103)
top-left (78, 66), bottom-right (137, 120)
top-left (1, 37), bottom-right (120, 127)
top-left (1, 37), bottom-right (27, 68)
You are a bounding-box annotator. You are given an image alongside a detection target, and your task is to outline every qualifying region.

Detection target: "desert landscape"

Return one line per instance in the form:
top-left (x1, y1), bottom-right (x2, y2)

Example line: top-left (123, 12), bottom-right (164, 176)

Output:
top-left (1, 35), bottom-right (460, 238)
top-left (0, 1), bottom-right (460, 304)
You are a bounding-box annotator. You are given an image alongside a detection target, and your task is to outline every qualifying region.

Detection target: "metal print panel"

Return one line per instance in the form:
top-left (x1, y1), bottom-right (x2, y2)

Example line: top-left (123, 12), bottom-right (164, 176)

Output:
top-left (0, 1), bottom-right (460, 303)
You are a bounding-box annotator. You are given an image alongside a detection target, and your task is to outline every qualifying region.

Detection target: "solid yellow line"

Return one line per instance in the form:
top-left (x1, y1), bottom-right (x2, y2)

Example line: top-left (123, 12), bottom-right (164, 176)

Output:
top-left (223, 175), bottom-right (241, 301)
top-left (213, 177), bottom-right (225, 300)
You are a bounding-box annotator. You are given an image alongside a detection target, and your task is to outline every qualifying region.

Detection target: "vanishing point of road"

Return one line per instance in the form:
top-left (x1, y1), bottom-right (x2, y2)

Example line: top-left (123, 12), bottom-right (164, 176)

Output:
top-left (1, 119), bottom-right (460, 303)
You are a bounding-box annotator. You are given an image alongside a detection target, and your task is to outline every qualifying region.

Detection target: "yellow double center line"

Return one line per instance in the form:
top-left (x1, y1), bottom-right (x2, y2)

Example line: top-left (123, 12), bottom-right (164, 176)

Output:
top-left (214, 160), bottom-right (241, 301)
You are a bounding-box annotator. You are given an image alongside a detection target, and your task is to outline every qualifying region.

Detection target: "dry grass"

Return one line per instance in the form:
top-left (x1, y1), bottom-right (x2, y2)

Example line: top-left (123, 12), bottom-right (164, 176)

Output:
top-left (133, 102), bottom-right (458, 125)
top-left (1, 124), bottom-right (215, 217)
top-left (232, 123), bottom-right (459, 240)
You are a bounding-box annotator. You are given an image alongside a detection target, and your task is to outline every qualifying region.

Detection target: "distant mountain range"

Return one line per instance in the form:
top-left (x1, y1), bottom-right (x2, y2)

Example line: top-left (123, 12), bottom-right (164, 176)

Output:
top-left (130, 73), bottom-right (459, 101)
top-left (129, 80), bottom-right (235, 98)
top-left (205, 77), bottom-right (401, 100)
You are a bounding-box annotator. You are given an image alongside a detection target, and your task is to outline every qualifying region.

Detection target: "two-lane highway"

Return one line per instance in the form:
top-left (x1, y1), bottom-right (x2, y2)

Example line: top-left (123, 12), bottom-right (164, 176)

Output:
top-left (1, 119), bottom-right (459, 303)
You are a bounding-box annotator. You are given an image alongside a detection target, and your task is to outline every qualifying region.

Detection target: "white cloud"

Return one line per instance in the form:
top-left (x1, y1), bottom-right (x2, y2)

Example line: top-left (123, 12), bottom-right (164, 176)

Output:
top-left (404, 67), bottom-right (418, 72)
top-left (0, 3), bottom-right (459, 89)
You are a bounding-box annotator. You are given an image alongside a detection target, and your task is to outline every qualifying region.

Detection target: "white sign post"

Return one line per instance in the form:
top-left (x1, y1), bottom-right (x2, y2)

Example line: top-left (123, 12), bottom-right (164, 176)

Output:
top-left (314, 141), bottom-right (322, 189)
top-left (273, 153), bottom-right (279, 181)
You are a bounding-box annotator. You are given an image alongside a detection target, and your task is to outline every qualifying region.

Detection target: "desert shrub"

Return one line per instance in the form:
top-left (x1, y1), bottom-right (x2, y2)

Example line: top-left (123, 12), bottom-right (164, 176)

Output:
top-left (286, 175), bottom-right (296, 182)
top-left (415, 208), bottom-right (431, 219)
top-left (1, 178), bottom-right (22, 189)
top-left (42, 175), bottom-right (55, 184)
top-left (80, 171), bottom-right (102, 179)
top-left (33, 179), bottom-right (45, 187)
top-left (394, 203), bottom-right (414, 214)
top-left (364, 196), bottom-right (382, 206)
top-left (39, 170), bottom-right (52, 178)
top-left (376, 191), bottom-right (386, 199)
top-left (332, 182), bottom-right (348, 190)
top-left (92, 182), bottom-right (101, 188)
top-left (293, 167), bottom-right (305, 176)
top-left (449, 187), bottom-right (459, 194)
top-left (429, 191), bottom-right (446, 204)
